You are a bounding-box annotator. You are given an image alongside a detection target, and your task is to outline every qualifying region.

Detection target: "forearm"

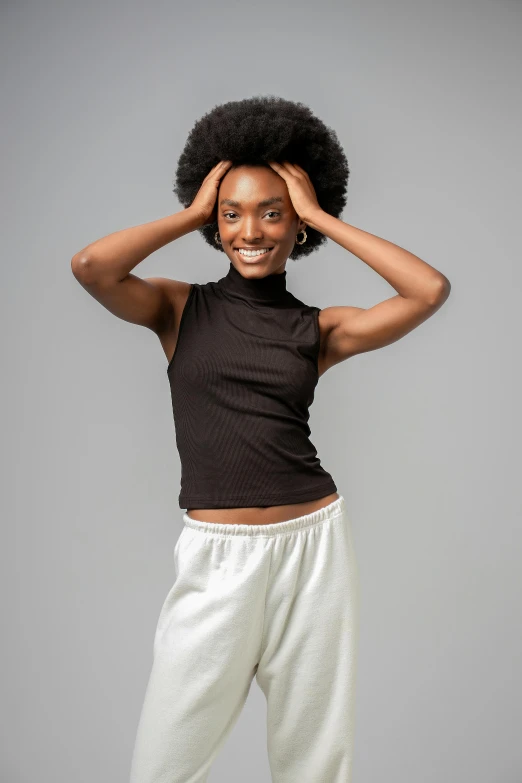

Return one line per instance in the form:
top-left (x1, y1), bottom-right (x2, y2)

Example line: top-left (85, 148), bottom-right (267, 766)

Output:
top-left (71, 207), bottom-right (203, 283)
top-left (307, 210), bottom-right (449, 302)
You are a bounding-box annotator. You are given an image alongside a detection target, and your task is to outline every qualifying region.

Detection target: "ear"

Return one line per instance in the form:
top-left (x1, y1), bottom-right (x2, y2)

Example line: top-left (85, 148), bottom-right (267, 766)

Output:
top-left (297, 219), bottom-right (307, 233)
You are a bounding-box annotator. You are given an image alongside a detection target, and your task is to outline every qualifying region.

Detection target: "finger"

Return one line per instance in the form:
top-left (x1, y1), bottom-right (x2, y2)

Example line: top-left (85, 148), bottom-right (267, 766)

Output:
top-left (293, 163), bottom-right (312, 183)
top-left (280, 161), bottom-right (298, 175)
top-left (292, 164), bottom-right (316, 195)
top-left (284, 161), bottom-right (305, 178)
top-left (268, 161), bottom-right (288, 178)
top-left (213, 160), bottom-right (233, 181)
top-left (205, 160), bottom-right (230, 180)
top-left (272, 161), bottom-right (299, 180)
top-left (286, 163), bottom-right (314, 190)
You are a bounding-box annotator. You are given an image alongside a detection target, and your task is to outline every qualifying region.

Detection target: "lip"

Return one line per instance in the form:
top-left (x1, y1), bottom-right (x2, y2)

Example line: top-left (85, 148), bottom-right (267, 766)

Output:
top-left (234, 247), bottom-right (273, 263)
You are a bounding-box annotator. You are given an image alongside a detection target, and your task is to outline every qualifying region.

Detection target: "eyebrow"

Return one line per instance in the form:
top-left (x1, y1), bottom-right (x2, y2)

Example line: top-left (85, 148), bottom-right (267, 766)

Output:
top-left (219, 196), bottom-right (284, 208)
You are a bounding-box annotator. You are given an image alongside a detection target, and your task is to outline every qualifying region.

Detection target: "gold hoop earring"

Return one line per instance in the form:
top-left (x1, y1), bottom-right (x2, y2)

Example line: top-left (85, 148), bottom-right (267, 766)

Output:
top-left (295, 229), bottom-right (307, 245)
top-left (214, 232), bottom-right (222, 245)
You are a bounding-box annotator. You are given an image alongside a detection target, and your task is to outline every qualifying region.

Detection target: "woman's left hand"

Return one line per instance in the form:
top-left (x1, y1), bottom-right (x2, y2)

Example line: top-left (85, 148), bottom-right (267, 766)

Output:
top-left (268, 161), bottom-right (323, 225)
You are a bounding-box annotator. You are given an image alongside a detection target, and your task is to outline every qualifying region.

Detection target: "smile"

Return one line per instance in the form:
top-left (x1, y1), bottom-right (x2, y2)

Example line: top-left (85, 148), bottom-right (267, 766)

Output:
top-left (235, 248), bottom-right (273, 262)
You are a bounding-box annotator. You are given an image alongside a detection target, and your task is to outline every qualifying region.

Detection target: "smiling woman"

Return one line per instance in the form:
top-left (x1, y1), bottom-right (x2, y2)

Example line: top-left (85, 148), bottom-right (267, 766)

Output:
top-left (71, 94), bottom-right (449, 783)
top-left (173, 94), bottom-right (349, 261)
top-left (214, 164), bottom-right (307, 273)
top-left (123, 96), bottom-right (364, 783)
top-left (164, 129), bottom-right (343, 515)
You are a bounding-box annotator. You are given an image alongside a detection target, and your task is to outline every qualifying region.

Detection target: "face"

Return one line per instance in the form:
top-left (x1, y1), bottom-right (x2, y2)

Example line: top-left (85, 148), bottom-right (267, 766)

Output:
top-left (217, 164), bottom-right (307, 277)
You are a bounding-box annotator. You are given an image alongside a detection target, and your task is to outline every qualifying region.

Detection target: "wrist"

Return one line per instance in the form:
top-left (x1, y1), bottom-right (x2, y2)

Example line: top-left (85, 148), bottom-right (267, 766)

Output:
top-left (184, 206), bottom-right (207, 229)
top-left (303, 208), bottom-right (326, 231)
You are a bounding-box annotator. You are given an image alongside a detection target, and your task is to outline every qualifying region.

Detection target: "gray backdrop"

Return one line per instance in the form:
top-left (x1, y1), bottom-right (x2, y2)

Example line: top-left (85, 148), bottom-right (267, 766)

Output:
top-left (3, 0), bottom-right (521, 781)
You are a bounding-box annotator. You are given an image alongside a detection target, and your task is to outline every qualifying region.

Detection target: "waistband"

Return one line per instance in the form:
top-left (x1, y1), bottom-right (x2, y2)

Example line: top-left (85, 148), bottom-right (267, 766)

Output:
top-left (182, 495), bottom-right (346, 538)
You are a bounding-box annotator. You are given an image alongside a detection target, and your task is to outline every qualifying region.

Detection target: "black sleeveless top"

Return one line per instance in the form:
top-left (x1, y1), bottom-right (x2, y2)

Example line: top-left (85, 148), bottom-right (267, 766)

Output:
top-left (167, 261), bottom-right (337, 509)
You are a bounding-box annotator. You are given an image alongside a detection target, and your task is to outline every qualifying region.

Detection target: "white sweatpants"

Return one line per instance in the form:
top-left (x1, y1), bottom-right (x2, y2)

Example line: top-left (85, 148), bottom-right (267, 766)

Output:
top-left (129, 494), bottom-right (360, 783)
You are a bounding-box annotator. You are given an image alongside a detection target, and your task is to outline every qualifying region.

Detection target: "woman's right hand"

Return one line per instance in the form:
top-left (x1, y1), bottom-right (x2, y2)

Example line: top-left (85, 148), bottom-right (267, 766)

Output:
top-left (189, 160), bottom-right (233, 226)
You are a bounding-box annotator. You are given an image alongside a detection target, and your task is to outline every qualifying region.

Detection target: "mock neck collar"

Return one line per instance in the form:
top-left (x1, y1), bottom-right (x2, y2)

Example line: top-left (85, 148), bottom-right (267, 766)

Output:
top-left (217, 261), bottom-right (289, 304)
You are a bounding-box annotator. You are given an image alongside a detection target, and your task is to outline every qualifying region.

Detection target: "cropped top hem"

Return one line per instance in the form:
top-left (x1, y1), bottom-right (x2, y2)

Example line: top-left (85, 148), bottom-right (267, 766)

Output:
top-left (179, 477), bottom-right (338, 509)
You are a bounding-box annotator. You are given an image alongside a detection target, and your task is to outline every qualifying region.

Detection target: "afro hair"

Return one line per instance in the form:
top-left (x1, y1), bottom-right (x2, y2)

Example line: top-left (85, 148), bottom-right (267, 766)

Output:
top-left (173, 95), bottom-right (349, 261)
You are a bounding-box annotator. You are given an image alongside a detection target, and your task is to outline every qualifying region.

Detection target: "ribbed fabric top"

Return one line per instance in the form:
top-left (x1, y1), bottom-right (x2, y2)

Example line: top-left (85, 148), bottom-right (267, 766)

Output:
top-left (167, 260), bottom-right (337, 509)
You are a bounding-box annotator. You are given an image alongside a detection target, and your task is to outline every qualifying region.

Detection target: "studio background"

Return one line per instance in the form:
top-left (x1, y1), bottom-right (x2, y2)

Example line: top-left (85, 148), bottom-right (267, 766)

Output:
top-left (2, 0), bottom-right (521, 781)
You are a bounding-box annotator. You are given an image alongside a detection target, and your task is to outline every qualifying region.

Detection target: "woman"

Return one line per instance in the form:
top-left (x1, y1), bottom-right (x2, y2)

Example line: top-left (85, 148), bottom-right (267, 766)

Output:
top-left (71, 96), bottom-right (450, 783)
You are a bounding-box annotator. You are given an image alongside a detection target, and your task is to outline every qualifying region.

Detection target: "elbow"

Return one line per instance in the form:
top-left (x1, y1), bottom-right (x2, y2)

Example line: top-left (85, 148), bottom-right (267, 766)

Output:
top-left (71, 253), bottom-right (97, 284)
top-left (437, 275), bottom-right (451, 304)
top-left (427, 275), bottom-right (451, 307)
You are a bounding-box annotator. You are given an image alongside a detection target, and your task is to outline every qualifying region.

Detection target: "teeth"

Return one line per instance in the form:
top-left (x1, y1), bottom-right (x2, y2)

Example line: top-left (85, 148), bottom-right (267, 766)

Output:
top-left (237, 248), bottom-right (270, 257)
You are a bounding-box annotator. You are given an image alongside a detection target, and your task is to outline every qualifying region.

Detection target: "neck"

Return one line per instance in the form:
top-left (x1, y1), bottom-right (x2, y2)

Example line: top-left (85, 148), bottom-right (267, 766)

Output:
top-left (218, 260), bottom-right (289, 304)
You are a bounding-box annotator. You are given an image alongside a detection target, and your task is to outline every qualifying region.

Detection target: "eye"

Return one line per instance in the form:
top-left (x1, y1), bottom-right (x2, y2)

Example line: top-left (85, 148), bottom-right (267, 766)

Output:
top-left (222, 210), bottom-right (281, 219)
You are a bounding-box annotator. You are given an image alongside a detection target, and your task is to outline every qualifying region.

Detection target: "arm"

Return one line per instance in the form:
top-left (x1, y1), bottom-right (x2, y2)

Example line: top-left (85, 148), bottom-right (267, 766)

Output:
top-left (70, 207), bottom-right (202, 334)
top-left (70, 160), bottom-right (232, 334)
top-left (306, 210), bottom-right (451, 363)
top-left (265, 161), bottom-right (450, 365)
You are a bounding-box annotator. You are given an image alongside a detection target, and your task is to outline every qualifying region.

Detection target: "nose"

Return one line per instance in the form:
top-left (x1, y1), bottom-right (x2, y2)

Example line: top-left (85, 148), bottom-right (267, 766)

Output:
top-left (241, 215), bottom-right (264, 242)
